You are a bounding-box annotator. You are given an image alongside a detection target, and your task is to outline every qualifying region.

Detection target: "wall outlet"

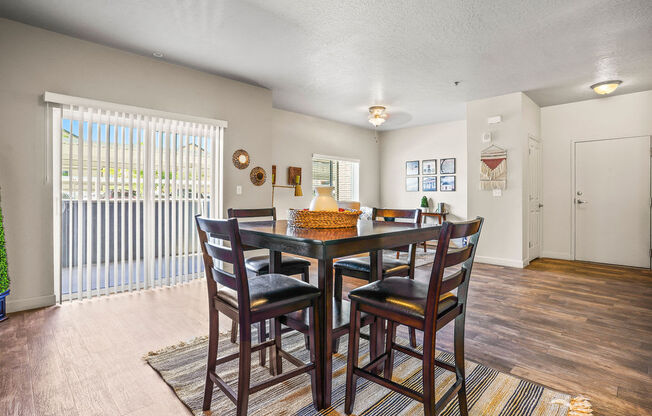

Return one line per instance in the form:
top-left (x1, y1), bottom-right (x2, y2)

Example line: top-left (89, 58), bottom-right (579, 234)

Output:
top-left (482, 132), bottom-right (492, 143)
top-left (493, 189), bottom-right (502, 197)
top-left (236, 185), bottom-right (242, 195)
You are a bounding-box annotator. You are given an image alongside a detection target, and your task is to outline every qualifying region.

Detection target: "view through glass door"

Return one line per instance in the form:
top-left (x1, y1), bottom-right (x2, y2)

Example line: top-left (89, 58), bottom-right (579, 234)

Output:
top-left (50, 100), bottom-right (225, 302)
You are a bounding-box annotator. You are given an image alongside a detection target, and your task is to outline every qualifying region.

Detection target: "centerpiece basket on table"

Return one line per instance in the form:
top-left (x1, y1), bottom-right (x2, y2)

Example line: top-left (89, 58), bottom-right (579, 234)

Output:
top-left (287, 208), bottom-right (362, 229)
top-left (287, 185), bottom-right (361, 229)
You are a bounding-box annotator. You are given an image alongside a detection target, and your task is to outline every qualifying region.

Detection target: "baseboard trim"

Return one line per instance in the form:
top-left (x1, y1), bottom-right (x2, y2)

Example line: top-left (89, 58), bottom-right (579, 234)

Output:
top-left (541, 251), bottom-right (572, 260)
top-left (475, 256), bottom-right (526, 268)
top-left (7, 294), bottom-right (56, 313)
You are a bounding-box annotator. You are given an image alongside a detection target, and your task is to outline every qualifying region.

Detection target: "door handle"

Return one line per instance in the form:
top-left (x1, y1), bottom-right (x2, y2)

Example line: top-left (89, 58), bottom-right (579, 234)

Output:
top-left (538, 203), bottom-right (544, 208)
top-left (576, 199), bottom-right (588, 204)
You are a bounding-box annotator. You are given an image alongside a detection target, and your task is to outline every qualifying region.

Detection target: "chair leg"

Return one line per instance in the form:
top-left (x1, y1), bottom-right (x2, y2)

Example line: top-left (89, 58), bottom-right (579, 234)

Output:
top-left (258, 320), bottom-right (267, 368)
top-left (236, 323), bottom-right (252, 416)
top-left (344, 301), bottom-right (361, 415)
top-left (230, 319), bottom-right (238, 344)
top-left (422, 339), bottom-right (436, 416)
top-left (383, 320), bottom-right (396, 380)
top-left (334, 268), bottom-right (343, 301)
top-left (407, 274), bottom-right (418, 348)
top-left (454, 315), bottom-right (469, 416)
top-left (202, 309), bottom-right (219, 411)
top-left (308, 299), bottom-right (323, 410)
top-left (273, 318), bottom-right (283, 376)
top-left (301, 266), bottom-right (310, 283)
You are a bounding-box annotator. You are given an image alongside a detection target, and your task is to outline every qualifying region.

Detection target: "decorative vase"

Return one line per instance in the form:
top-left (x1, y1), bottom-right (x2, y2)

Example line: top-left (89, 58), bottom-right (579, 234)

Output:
top-left (0, 289), bottom-right (8, 322)
top-left (310, 186), bottom-right (338, 211)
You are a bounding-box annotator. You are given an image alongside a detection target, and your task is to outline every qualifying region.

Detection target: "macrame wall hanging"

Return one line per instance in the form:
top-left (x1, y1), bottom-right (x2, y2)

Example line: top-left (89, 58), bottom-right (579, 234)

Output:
top-left (480, 144), bottom-right (507, 190)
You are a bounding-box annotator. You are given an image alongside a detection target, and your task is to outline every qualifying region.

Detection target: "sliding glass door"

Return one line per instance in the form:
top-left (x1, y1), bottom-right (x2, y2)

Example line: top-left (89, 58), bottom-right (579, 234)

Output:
top-left (50, 98), bottom-right (224, 302)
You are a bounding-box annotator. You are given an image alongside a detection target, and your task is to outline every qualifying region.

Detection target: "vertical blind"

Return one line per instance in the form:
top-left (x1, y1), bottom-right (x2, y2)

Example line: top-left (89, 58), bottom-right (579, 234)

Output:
top-left (47, 93), bottom-right (226, 302)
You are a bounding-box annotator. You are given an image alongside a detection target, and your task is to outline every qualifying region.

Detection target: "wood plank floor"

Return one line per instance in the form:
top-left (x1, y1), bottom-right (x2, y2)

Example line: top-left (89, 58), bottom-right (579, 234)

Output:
top-left (0, 258), bottom-right (650, 416)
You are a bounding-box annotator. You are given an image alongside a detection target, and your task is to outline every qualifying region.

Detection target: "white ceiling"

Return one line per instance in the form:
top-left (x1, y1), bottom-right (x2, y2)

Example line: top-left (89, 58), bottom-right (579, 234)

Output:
top-left (2, 0), bottom-right (651, 130)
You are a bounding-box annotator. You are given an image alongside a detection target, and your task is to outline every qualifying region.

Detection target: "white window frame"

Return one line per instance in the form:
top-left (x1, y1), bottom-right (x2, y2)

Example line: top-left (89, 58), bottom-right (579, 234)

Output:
top-left (312, 153), bottom-right (360, 201)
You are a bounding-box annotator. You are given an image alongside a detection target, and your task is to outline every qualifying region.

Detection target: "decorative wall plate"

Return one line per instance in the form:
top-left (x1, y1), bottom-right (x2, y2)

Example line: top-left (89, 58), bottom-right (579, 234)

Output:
top-left (232, 149), bottom-right (250, 169)
top-left (250, 166), bottom-right (267, 186)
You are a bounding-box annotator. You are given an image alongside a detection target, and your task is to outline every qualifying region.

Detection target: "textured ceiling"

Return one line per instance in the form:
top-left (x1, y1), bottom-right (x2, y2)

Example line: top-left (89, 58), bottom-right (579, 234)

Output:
top-left (2, 0), bottom-right (651, 130)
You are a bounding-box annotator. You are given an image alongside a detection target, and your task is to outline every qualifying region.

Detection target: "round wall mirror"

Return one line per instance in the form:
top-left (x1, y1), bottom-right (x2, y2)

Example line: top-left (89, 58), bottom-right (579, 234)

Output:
top-left (250, 167), bottom-right (267, 186)
top-left (232, 149), bottom-right (250, 169)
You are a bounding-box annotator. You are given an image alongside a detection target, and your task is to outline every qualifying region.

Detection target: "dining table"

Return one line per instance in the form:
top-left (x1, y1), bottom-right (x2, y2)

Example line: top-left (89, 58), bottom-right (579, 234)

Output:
top-left (238, 218), bottom-right (442, 409)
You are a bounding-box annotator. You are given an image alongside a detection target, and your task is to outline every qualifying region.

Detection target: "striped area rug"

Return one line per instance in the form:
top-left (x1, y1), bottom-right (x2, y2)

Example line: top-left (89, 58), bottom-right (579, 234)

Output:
top-left (145, 331), bottom-right (581, 416)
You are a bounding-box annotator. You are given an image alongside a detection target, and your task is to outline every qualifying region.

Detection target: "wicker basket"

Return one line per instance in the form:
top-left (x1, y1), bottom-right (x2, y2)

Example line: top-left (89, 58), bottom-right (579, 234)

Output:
top-left (287, 209), bottom-right (362, 229)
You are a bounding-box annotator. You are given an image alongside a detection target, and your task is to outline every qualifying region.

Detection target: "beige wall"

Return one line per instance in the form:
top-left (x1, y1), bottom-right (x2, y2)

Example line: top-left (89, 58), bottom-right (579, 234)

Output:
top-left (270, 109), bottom-right (379, 218)
top-left (379, 120), bottom-right (467, 221)
top-left (540, 90), bottom-right (652, 259)
top-left (466, 92), bottom-right (540, 267)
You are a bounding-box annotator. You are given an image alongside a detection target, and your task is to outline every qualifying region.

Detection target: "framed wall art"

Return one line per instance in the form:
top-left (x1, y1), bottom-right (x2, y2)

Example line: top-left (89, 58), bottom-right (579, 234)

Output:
top-left (406, 160), bottom-right (419, 176)
top-left (422, 159), bottom-right (437, 175)
top-left (440, 175), bottom-right (456, 191)
top-left (422, 176), bottom-right (437, 192)
top-left (440, 158), bottom-right (456, 174)
top-left (406, 177), bottom-right (419, 192)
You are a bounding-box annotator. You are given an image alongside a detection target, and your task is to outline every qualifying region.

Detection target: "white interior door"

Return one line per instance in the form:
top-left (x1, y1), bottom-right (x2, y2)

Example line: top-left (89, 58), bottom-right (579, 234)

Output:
top-left (528, 137), bottom-right (542, 261)
top-left (575, 136), bottom-right (651, 268)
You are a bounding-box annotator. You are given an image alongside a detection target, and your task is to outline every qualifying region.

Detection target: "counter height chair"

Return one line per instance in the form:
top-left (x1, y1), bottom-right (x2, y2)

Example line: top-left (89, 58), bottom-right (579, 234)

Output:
top-left (228, 207), bottom-right (311, 365)
top-left (344, 217), bottom-right (483, 416)
top-left (196, 216), bottom-right (322, 416)
top-left (334, 208), bottom-right (422, 346)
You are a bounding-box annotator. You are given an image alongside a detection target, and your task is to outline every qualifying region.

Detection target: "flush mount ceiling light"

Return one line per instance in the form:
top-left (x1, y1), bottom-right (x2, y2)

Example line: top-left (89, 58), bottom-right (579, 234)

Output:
top-left (368, 106), bottom-right (388, 127)
top-left (590, 80), bottom-right (622, 95)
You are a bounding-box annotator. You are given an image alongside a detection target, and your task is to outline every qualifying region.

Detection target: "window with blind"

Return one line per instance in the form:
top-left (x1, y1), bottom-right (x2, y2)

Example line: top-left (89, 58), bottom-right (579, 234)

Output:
top-left (311, 155), bottom-right (359, 201)
top-left (47, 92), bottom-right (226, 302)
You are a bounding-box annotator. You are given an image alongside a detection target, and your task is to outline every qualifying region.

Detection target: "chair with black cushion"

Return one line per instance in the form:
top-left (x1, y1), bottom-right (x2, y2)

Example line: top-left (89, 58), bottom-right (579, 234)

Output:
top-left (196, 216), bottom-right (322, 416)
top-left (344, 217), bottom-right (483, 416)
top-left (227, 207), bottom-right (311, 364)
top-left (334, 208), bottom-right (422, 346)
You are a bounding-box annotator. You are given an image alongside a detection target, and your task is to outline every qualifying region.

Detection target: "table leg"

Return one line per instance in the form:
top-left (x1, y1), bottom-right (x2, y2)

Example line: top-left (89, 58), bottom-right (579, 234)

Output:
top-left (317, 258), bottom-right (333, 408)
top-left (269, 250), bottom-right (282, 273)
top-left (369, 251), bottom-right (385, 359)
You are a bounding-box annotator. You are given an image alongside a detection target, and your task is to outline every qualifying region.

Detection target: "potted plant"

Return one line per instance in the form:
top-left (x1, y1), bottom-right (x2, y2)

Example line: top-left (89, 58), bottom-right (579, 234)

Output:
top-left (420, 196), bottom-right (429, 213)
top-left (0, 192), bottom-right (9, 322)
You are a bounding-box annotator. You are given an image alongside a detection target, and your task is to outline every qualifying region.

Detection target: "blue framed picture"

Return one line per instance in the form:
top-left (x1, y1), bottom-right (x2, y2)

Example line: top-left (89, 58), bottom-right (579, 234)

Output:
top-left (440, 175), bottom-right (456, 191)
top-left (406, 177), bottom-right (419, 192)
top-left (422, 176), bottom-right (437, 192)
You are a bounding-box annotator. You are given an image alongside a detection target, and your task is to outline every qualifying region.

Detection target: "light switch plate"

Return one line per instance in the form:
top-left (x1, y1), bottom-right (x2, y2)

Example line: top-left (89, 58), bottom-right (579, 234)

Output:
top-left (493, 189), bottom-right (502, 197)
top-left (236, 185), bottom-right (242, 195)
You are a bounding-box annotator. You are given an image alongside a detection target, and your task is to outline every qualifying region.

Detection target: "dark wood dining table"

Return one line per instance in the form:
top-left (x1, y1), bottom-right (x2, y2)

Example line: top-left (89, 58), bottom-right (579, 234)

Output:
top-left (238, 219), bottom-right (441, 409)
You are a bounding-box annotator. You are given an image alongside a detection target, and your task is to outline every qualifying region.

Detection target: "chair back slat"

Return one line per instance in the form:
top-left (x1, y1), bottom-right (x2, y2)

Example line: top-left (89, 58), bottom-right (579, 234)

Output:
top-left (227, 207), bottom-right (277, 251)
top-left (440, 268), bottom-right (465, 294)
top-left (425, 217), bottom-right (483, 328)
top-left (444, 245), bottom-right (474, 268)
top-left (205, 241), bottom-right (234, 264)
top-left (211, 267), bottom-right (238, 290)
top-left (195, 215), bottom-right (251, 313)
top-left (449, 219), bottom-right (482, 239)
top-left (372, 208), bottom-right (422, 222)
top-left (372, 208), bottom-right (422, 254)
top-left (228, 207), bottom-right (276, 220)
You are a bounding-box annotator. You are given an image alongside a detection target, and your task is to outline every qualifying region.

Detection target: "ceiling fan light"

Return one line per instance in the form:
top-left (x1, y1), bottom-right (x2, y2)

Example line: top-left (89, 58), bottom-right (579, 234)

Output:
top-left (368, 114), bottom-right (387, 127)
top-left (368, 105), bottom-right (387, 127)
top-left (590, 80), bottom-right (622, 95)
